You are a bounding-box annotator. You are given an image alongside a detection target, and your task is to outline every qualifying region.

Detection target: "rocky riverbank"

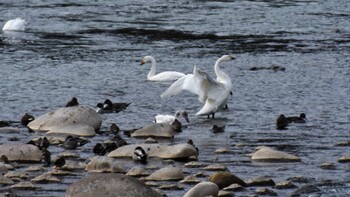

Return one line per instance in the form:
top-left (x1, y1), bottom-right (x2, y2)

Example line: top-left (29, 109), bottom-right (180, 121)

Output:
top-left (1, 106), bottom-right (349, 197)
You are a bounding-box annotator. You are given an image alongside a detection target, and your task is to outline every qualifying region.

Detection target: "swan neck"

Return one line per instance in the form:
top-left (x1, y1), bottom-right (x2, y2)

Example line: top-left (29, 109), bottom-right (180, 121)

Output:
top-left (148, 57), bottom-right (157, 78)
top-left (214, 58), bottom-right (226, 80)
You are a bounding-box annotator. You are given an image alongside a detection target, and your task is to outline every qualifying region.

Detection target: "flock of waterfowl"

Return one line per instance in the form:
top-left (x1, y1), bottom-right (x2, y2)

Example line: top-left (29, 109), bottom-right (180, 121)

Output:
top-left (0, 18), bottom-right (317, 197)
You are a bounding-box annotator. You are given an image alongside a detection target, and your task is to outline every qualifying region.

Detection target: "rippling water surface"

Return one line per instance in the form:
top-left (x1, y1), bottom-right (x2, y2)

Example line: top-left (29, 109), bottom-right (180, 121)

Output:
top-left (1, 0), bottom-right (349, 196)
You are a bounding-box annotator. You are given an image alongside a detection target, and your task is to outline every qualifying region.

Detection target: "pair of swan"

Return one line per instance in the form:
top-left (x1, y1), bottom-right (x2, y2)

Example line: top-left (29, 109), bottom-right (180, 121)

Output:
top-left (161, 55), bottom-right (235, 118)
top-left (2, 18), bottom-right (26, 31)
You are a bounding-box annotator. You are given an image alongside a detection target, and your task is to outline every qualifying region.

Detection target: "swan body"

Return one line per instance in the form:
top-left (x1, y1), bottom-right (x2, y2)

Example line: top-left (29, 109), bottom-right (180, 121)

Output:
top-left (2, 18), bottom-right (26, 31)
top-left (161, 55), bottom-right (235, 118)
top-left (140, 56), bottom-right (185, 81)
top-left (155, 110), bottom-right (189, 124)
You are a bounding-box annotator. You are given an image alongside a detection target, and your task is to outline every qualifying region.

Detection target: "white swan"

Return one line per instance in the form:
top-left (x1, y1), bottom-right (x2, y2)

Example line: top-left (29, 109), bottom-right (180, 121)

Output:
top-left (140, 56), bottom-right (185, 81)
top-left (161, 55), bottom-right (235, 118)
top-left (2, 18), bottom-right (26, 31)
top-left (154, 110), bottom-right (189, 124)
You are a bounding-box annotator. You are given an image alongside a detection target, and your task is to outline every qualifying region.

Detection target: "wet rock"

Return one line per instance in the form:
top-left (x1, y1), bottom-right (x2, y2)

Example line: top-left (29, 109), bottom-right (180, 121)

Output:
top-left (179, 175), bottom-right (201, 184)
top-left (108, 143), bottom-right (197, 160)
top-left (145, 137), bottom-right (158, 143)
top-left (144, 181), bottom-right (160, 187)
top-left (4, 172), bottom-right (29, 179)
top-left (214, 147), bottom-right (231, 154)
top-left (66, 173), bottom-right (163, 197)
top-left (184, 161), bottom-right (204, 168)
top-left (290, 184), bottom-right (320, 196)
top-left (158, 184), bottom-right (183, 190)
top-left (145, 165), bottom-right (184, 181)
top-left (46, 124), bottom-right (96, 137)
top-left (274, 181), bottom-right (297, 189)
top-left (26, 166), bottom-right (45, 172)
top-left (0, 144), bottom-right (41, 162)
top-left (0, 163), bottom-right (13, 174)
top-left (334, 141), bottom-right (350, 146)
top-left (28, 106), bottom-right (102, 132)
top-left (49, 169), bottom-right (76, 176)
top-left (218, 190), bottom-right (233, 197)
top-left (208, 172), bottom-right (247, 189)
top-left (255, 188), bottom-right (278, 196)
top-left (203, 164), bottom-right (227, 171)
top-left (319, 162), bottom-right (336, 170)
top-left (61, 160), bottom-right (86, 171)
top-left (0, 174), bottom-right (14, 185)
top-left (0, 127), bottom-right (19, 133)
top-left (31, 173), bottom-right (60, 183)
top-left (85, 156), bottom-right (126, 173)
top-left (246, 176), bottom-right (276, 186)
top-left (183, 181), bottom-right (219, 197)
top-left (10, 181), bottom-right (36, 189)
top-left (251, 146), bottom-right (301, 162)
top-left (337, 156), bottom-right (350, 163)
top-left (126, 166), bottom-right (148, 177)
top-left (131, 123), bottom-right (178, 138)
top-left (287, 176), bottom-right (315, 183)
top-left (223, 183), bottom-right (245, 191)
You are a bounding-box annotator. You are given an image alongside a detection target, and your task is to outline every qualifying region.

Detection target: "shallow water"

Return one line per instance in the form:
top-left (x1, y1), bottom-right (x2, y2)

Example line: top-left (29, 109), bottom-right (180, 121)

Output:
top-left (1, 0), bottom-right (350, 196)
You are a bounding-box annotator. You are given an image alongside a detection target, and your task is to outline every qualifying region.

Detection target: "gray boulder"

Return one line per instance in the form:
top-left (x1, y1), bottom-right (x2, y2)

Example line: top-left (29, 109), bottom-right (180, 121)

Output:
top-left (65, 173), bottom-right (163, 197)
top-left (27, 106), bottom-right (101, 133)
top-left (108, 143), bottom-right (197, 160)
top-left (0, 144), bottom-right (41, 162)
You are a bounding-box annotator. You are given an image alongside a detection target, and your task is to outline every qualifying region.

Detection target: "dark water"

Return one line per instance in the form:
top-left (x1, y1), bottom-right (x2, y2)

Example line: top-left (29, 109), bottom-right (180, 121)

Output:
top-left (1, 0), bottom-right (349, 196)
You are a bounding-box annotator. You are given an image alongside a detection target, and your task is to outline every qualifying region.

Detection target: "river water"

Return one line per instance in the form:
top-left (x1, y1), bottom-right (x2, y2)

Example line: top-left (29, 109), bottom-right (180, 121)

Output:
top-left (0, 0), bottom-right (349, 196)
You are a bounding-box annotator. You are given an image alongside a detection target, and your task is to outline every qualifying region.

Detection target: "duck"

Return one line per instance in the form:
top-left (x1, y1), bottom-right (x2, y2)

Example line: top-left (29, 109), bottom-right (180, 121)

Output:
top-left (2, 18), bottom-right (26, 31)
top-left (21, 113), bottom-right (35, 127)
top-left (110, 134), bottom-right (127, 147)
top-left (211, 125), bottom-right (225, 133)
top-left (133, 146), bottom-right (148, 164)
top-left (154, 110), bottom-right (190, 124)
top-left (161, 55), bottom-right (235, 119)
top-left (40, 137), bottom-right (50, 150)
top-left (104, 142), bottom-right (118, 152)
top-left (65, 97), bottom-right (79, 107)
top-left (41, 148), bottom-right (51, 167)
top-left (276, 114), bottom-right (289, 130)
top-left (171, 119), bottom-right (183, 132)
top-left (140, 55), bottom-right (185, 81)
top-left (103, 99), bottom-right (131, 113)
top-left (93, 143), bottom-right (106, 156)
top-left (63, 135), bottom-right (89, 150)
top-left (54, 157), bottom-right (66, 169)
top-left (0, 155), bottom-right (9, 164)
top-left (109, 123), bottom-right (120, 134)
top-left (187, 139), bottom-right (199, 156)
top-left (287, 113), bottom-right (307, 123)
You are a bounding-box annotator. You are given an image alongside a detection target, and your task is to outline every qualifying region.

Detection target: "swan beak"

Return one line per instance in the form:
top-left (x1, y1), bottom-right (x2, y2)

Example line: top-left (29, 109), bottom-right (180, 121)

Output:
top-left (230, 56), bottom-right (236, 60)
top-left (185, 117), bottom-right (190, 123)
top-left (140, 60), bottom-right (145, 65)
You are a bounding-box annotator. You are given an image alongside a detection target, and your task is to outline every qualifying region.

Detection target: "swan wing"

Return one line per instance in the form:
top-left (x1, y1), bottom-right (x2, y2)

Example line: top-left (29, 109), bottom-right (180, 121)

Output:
top-left (160, 73), bottom-right (199, 98)
top-left (148, 71), bottom-right (185, 81)
top-left (195, 70), bottom-right (231, 116)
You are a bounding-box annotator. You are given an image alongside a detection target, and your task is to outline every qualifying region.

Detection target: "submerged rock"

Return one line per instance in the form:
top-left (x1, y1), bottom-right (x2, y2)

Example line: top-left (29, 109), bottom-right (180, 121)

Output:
top-left (31, 173), bottom-right (60, 183)
top-left (183, 181), bottom-right (219, 197)
top-left (11, 181), bottom-right (36, 189)
top-left (46, 124), bottom-right (96, 137)
top-left (126, 166), bottom-right (148, 177)
top-left (338, 156), bottom-right (350, 163)
top-left (85, 156), bottom-right (126, 173)
top-left (290, 184), bottom-right (320, 196)
top-left (131, 123), bottom-right (178, 138)
top-left (251, 146), bottom-right (301, 162)
top-left (0, 127), bottom-right (19, 133)
top-left (208, 172), bottom-right (247, 189)
top-left (0, 144), bottom-right (41, 162)
top-left (27, 106), bottom-right (102, 133)
top-left (246, 176), bottom-right (276, 186)
top-left (145, 165), bottom-right (184, 181)
top-left (66, 173), bottom-right (163, 197)
top-left (108, 143), bottom-right (197, 160)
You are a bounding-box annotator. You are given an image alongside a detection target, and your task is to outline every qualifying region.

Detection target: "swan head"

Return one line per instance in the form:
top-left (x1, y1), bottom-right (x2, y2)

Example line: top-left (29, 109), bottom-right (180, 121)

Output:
top-left (220, 55), bottom-right (235, 62)
top-left (140, 56), bottom-right (154, 65)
